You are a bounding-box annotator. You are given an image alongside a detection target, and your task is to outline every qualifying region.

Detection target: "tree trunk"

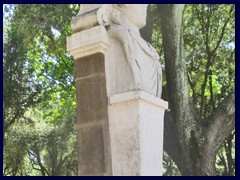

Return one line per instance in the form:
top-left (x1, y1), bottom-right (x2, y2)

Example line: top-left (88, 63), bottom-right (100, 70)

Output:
top-left (158, 4), bottom-right (235, 176)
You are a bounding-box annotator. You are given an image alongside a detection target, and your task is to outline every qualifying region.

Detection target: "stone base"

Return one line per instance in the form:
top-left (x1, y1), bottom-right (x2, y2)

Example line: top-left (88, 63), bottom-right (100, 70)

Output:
top-left (108, 91), bottom-right (168, 176)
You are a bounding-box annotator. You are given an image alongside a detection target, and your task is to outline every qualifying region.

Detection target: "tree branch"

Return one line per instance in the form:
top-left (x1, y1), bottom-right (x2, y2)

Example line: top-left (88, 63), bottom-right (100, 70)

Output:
top-left (203, 90), bottom-right (235, 152)
top-left (187, 73), bottom-right (198, 106)
top-left (158, 4), bottom-right (196, 131)
top-left (4, 108), bottom-right (22, 132)
top-left (27, 148), bottom-right (50, 176)
top-left (225, 132), bottom-right (235, 175)
top-left (211, 5), bottom-right (234, 57)
top-left (208, 70), bottom-right (216, 110)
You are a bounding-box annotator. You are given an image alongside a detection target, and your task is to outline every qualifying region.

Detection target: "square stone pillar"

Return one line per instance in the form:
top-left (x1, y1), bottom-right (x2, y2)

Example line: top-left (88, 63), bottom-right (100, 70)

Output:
top-left (108, 91), bottom-right (168, 176)
top-left (67, 23), bottom-right (112, 175)
top-left (67, 4), bottom-right (168, 176)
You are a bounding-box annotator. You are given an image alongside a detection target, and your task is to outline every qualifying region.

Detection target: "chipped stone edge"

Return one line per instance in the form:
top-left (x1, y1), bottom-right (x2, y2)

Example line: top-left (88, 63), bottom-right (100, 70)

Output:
top-left (109, 91), bottom-right (168, 110)
top-left (67, 25), bottom-right (109, 59)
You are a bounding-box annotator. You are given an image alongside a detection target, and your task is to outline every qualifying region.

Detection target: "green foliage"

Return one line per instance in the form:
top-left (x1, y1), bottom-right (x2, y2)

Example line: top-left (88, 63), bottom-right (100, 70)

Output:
top-left (184, 4), bottom-right (235, 175)
top-left (4, 108), bottom-right (77, 176)
top-left (184, 4), bottom-right (235, 119)
top-left (11, 4), bottom-right (79, 103)
top-left (3, 18), bottom-right (42, 133)
top-left (162, 151), bottom-right (181, 176)
top-left (3, 4), bottom-right (79, 176)
top-left (153, 4), bottom-right (235, 175)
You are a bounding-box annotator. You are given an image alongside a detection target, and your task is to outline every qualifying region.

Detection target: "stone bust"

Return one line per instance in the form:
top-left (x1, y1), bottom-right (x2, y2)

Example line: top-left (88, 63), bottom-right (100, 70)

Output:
top-left (98, 4), bottom-right (162, 98)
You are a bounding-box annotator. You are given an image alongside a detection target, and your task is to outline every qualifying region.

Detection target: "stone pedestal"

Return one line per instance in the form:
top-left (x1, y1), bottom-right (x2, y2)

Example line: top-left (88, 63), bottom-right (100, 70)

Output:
top-left (109, 91), bottom-right (168, 176)
top-left (67, 14), bottom-right (112, 176)
top-left (67, 4), bottom-right (168, 176)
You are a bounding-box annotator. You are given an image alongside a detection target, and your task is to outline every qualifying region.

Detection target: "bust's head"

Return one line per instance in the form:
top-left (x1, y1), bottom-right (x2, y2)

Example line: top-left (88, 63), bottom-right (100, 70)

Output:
top-left (113, 4), bottom-right (148, 29)
top-left (98, 4), bottom-right (148, 34)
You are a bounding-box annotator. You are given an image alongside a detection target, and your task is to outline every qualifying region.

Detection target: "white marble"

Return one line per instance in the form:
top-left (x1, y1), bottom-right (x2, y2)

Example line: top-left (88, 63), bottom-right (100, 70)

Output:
top-left (67, 25), bottom-right (109, 59)
top-left (108, 91), bottom-right (168, 176)
top-left (71, 4), bottom-right (103, 33)
top-left (67, 4), bottom-right (168, 176)
top-left (78, 4), bottom-right (102, 15)
top-left (109, 91), bottom-right (168, 108)
top-left (98, 4), bottom-right (162, 98)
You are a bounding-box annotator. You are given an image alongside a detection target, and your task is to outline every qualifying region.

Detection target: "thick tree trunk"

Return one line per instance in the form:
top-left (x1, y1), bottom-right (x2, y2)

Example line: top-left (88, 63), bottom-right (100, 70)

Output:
top-left (158, 4), bottom-right (235, 176)
top-left (158, 4), bottom-right (199, 175)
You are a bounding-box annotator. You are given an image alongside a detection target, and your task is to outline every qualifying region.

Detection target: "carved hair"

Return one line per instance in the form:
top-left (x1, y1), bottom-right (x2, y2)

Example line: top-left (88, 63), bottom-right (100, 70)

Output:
top-left (97, 4), bottom-right (130, 27)
top-left (113, 4), bottom-right (129, 10)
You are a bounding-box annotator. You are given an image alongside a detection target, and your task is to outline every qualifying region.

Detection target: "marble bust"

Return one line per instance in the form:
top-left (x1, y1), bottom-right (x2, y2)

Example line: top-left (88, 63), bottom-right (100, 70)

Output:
top-left (98, 4), bottom-right (162, 98)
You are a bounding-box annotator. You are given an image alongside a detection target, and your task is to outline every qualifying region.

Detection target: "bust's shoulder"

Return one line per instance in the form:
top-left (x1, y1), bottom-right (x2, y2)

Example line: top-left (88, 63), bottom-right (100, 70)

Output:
top-left (109, 24), bottom-right (129, 33)
top-left (134, 37), bottom-right (159, 60)
top-left (108, 24), bottom-right (134, 41)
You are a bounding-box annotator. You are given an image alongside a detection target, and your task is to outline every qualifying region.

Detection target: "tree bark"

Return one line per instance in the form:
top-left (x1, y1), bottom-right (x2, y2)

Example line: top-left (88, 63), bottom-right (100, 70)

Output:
top-left (158, 4), bottom-right (235, 176)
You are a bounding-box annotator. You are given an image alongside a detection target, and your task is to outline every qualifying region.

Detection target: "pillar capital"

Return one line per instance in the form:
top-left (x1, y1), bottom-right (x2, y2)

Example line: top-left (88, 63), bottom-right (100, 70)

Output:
top-left (67, 25), bottom-right (109, 59)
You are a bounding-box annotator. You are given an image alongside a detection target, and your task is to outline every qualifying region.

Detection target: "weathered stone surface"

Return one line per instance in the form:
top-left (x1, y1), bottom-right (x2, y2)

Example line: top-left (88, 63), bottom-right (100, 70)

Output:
top-left (75, 52), bottom-right (111, 175)
top-left (75, 53), bottom-right (107, 125)
top-left (75, 53), bottom-right (105, 78)
top-left (71, 4), bottom-right (102, 33)
top-left (67, 4), bottom-right (168, 176)
top-left (76, 76), bottom-right (106, 109)
top-left (108, 91), bottom-right (168, 176)
top-left (109, 99), bottom-right (141, 176)
top-left (77, 124), bottom-right (105, 175)
top-left (67, 26), bottom-right (109, 59)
